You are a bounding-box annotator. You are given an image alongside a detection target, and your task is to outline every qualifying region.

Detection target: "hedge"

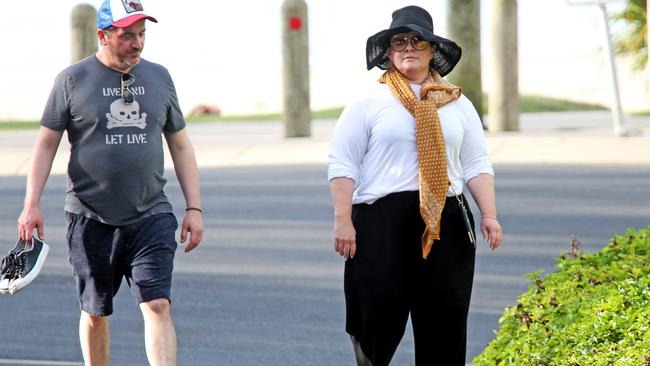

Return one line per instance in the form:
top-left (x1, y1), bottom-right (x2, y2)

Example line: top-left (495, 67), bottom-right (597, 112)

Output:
top-left (473, 227), bottom-right (650, 366)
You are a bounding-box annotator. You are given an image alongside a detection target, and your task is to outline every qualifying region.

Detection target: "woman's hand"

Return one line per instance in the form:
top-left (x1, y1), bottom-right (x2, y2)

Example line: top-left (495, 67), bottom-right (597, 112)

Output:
top-left (334, 217), bottom-right (356, 260)
top-left (480, 216), bottom-right (502, 250)
top-left (329, 177), bottom-right (356, 260)
top-left (466, 174), bottom-right (502, 251)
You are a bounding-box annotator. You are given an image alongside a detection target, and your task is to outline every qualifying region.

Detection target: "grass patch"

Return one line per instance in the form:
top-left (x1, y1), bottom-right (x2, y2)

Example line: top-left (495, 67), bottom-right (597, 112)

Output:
top-left (188, 96), bottom-right (605, 122)
top-left (518, 95), bottom-right (607, 113)
top-left (185, 106), bottom-right (345, 123)
top-left (0, 96), bottom-right (609, 130)
top-left (186, 112), bottom-right (282, 123)
top-left (312, 107), bottom-right (345, 119)
top-left (0, 121), bottom-right (41, 130)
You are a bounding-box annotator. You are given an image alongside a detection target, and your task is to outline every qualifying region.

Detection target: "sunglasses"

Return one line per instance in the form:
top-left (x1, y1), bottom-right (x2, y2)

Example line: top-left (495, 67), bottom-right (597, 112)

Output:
top-left (390, 35), bottom-right (430, 52)
top-left (121, 73), bottom-right (135, 104)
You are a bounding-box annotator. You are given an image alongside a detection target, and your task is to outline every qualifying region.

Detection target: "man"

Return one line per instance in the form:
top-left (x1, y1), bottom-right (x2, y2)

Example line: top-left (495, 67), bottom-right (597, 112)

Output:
top-left (17, 0), bottom-right (203, 365)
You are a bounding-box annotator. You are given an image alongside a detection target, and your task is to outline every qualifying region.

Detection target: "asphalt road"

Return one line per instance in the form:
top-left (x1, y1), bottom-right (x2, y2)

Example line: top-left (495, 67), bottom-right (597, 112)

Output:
top-left (1, 164), bottom-right (649, 365)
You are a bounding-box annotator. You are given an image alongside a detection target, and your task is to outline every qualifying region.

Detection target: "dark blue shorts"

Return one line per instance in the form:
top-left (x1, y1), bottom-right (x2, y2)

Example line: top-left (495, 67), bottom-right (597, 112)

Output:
top-left (65, 212), bottom-right (178, 316)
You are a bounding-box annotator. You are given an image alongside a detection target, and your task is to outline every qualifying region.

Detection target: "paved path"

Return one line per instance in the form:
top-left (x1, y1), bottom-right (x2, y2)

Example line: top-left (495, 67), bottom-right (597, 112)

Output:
top-left (2, 164), bottom-right (649, 365)
top-left (1, 111), bottom-right (649, 365)
top-left (1, 111), bottom-right (650, 177)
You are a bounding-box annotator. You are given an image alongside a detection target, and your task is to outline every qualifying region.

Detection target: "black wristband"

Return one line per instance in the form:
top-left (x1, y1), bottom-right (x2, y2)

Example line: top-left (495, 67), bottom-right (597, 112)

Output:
top-left (185, 207), bottom-right (203, 213)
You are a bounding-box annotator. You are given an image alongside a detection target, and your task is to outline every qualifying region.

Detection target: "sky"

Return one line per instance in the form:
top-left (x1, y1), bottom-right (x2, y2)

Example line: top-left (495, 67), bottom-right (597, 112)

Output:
top-left (0, 0), bottom-right (644, 120)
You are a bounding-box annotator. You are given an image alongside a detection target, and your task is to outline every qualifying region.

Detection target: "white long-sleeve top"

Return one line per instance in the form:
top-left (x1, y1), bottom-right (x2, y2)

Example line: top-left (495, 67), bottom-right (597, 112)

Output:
top-left (328, 82), bottom-right (493, 205)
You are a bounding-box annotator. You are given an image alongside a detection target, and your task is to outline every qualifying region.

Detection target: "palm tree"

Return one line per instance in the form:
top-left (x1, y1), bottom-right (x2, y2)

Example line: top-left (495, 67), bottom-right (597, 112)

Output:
top-left (612, 0), bottom-right (647, 71)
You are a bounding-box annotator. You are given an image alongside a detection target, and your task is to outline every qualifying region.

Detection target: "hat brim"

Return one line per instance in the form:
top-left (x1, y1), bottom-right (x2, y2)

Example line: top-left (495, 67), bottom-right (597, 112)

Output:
top-left (366, 24), bottom-right (462, 77)
top-left (112, 14), bottom-right (158, 28)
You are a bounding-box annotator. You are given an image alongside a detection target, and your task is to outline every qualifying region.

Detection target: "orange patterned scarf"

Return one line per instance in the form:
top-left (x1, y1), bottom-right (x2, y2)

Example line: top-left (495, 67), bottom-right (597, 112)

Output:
top-left (379, 68), bottom-right (461, 259)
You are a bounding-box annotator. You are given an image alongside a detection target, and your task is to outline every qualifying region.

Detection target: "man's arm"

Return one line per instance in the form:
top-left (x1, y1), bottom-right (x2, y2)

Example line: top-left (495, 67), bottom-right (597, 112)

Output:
top-left (164, 128), bottom-right (203, 253)
top-left (18, 126), bottom-right (64, 241)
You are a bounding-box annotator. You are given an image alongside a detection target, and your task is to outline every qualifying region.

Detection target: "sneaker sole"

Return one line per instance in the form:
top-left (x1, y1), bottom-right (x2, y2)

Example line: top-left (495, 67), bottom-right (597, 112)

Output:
top-left (8, 243), bottom-right (49, 295)
top-left (0, 280), bottom-right (9, 295)
top-left (1, 274), bottom-right (12, 295)
top-left (1, 238), bottom-right (31, 295)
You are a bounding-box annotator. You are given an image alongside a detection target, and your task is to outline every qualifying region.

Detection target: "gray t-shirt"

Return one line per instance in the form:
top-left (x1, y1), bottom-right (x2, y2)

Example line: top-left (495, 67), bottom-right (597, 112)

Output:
top-left (41, 55), bottom-right (186, 225)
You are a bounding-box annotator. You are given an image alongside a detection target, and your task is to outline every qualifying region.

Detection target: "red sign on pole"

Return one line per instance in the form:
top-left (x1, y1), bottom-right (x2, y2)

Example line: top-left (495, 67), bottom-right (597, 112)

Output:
top-left (288, 16), bottom-right (302, 30)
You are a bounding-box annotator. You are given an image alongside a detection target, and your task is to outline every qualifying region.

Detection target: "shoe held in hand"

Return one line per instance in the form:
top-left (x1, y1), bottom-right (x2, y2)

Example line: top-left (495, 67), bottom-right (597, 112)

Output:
top-left (0, 236), bottom-right (49, 295)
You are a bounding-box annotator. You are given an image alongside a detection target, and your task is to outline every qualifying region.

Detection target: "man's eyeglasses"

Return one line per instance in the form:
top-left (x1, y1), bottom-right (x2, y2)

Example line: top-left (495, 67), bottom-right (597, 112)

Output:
top-left (121, 73), bottom-right (135, 104)
top-left (390, 35), bottom-right (430, 52)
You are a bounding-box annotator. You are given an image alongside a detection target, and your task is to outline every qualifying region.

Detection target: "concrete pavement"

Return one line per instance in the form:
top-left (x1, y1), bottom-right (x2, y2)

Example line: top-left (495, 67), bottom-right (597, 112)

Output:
top-left (1, 111), bottom-right (648, 365)
top-left (1, 110), bottom-right (649, 177)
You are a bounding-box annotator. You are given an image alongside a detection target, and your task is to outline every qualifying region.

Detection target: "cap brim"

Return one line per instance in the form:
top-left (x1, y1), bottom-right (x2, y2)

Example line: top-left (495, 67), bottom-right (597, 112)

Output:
top-left (112, 14), bottom-right (158, 28)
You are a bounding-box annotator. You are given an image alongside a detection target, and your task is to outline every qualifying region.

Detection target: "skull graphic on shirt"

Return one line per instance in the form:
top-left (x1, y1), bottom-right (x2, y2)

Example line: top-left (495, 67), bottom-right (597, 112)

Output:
top-left (106, 99), bottom-right (147, 129)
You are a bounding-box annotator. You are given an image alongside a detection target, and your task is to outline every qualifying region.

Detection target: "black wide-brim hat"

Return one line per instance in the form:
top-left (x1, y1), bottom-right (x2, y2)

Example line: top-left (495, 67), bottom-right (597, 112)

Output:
top-left (366, 5), bottom-right (462, 77)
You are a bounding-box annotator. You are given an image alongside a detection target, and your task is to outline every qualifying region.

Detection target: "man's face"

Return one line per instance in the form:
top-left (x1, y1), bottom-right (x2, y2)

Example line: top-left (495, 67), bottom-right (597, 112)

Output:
top-left (103, 19), bottom-right (146, 69)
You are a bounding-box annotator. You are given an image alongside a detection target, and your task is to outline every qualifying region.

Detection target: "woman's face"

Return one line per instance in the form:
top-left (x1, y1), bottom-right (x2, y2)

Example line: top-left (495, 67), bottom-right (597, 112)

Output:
top-left (388, 32), bottom-right (434, 81)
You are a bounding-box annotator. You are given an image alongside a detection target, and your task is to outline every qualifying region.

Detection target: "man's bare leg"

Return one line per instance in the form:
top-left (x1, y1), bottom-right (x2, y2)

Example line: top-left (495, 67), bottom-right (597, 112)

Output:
top-left (79, 311), bottom-right (110, 366)
top-left (140, 298), bottom-right (177, 366)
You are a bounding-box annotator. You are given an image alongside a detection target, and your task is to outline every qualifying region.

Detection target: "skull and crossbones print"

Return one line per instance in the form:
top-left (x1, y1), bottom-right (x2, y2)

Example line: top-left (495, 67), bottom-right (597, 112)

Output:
top-left (106, 99), bottom-right (147, 130)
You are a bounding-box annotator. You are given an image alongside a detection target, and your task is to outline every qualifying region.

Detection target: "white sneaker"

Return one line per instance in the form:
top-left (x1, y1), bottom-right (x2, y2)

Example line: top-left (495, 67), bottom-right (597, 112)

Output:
top-left (1, 236), bottom-right (49, 295)
top-left (0, 239), bottom-right (29, 295)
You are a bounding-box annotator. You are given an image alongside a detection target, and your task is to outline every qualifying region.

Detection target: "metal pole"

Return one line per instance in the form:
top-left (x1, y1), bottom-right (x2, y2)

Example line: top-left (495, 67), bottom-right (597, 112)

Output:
top-left (597, 1), bottom-right (625, 136)
top-left (281, 0), bottom-right (311, 138)
top-left (71, 4), bottom-right (98, 63)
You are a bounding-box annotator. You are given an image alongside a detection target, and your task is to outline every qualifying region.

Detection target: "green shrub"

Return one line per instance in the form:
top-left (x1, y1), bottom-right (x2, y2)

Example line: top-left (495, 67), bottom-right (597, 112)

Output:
top-left (473, 227), bottom-right (650, 366)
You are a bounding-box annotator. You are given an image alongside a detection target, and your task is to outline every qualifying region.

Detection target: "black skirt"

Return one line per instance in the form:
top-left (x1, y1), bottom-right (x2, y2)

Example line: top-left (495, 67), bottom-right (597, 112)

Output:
top-left (345, 191), bottom-right (476, 366)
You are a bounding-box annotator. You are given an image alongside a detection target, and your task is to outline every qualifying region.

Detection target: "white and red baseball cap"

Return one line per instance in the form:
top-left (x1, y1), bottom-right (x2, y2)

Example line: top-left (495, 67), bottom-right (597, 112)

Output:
top-left (97, 0), bottom-right (157, 29)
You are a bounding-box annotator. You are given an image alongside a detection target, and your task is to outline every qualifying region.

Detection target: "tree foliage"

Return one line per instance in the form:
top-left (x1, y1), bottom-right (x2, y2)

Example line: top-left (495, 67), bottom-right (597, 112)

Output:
top-left (612, 0), bottom-right (647, 70)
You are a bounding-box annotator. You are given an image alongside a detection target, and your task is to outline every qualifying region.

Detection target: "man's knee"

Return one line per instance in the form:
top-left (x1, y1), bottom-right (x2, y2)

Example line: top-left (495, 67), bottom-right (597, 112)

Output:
top-left (140, 298), bottom-right (171, 316)
top-left (81, 311), bottom-right (109, 326)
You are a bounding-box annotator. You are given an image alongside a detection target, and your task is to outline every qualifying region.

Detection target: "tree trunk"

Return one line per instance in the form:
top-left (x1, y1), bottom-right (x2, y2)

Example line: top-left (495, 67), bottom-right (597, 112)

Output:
top-left (446, 0), bottom-right (483, 122)
top-left (71, 4), bottom-right (98, 63)
top-left (281, 0), bottom-right (311, 138)
top-left (489, 0), bottom-right (519, 131)
top-left (647, 0), bottom-right (649, 96)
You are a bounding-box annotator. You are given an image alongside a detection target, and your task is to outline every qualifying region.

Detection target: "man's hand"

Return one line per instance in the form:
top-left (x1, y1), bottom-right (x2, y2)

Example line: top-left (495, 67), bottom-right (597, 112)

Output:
top-left (180, 210), bottom-right (203, 253)
top-left (18, 206), bottom-right (44, 242)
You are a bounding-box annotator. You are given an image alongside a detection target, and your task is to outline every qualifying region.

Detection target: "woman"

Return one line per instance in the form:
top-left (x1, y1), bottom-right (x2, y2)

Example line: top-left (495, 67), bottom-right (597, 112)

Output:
top-left (327, 5), bottom-right (502, 366)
